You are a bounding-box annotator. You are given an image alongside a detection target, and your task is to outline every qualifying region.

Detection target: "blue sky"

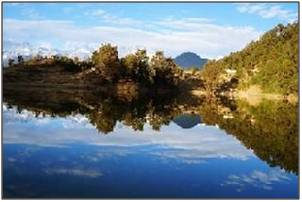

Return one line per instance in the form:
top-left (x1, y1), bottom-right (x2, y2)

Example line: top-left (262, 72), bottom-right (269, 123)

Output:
top-left (3, 2), bottom-right (298, 58)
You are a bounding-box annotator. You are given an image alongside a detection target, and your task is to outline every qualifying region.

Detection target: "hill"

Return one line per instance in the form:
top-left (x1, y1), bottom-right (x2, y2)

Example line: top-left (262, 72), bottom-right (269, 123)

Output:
top-left (201, 22), bottom-right (298, 95)
top-left (174, 52), bottom-right (208, 69)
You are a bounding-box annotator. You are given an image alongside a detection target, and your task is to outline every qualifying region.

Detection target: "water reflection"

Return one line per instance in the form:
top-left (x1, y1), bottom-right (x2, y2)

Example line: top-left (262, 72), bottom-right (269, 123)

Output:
top-left (3, 87), bottom-right (298, 198)
top-left (222, 168), bottom-right (292, 192)
top-left (198, 99), bottom-right (298, 174)
top-left (3, 107), bottom-right (253, 161)
top-left (173, 114), bottom-right (202, 128)
top-left (4, 87), bottom-right (203, 133)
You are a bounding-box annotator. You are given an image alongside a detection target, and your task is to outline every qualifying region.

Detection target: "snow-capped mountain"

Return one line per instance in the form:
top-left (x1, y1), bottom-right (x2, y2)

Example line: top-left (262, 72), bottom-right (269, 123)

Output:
top-left (3, 40), bottom-right (93, 67)
top-left (2, 40), bottom-right (155, 67)
top-left (65, 48), bottom-right (92, 60)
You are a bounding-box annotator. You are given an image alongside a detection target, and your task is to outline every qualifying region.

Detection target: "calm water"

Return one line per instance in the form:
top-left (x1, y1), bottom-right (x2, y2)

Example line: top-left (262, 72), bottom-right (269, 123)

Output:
top-left (2, 88), bottom-right (299, 198)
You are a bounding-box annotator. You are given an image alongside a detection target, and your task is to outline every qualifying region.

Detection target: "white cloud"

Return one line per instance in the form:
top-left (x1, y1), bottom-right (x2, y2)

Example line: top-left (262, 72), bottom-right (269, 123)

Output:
top-left (3, 16), bottom-right (261, 59)
top-left (85, 9), bottom-right (143, 27)
top-left (236, 3), bottom-right (297, 23)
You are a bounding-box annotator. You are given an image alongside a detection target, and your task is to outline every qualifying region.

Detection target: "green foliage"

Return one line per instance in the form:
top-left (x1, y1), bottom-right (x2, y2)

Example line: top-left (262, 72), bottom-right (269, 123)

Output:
top-left (198, 98), bottom-right (298, 174)
top-left (21, 55), bottom-right (83, 73)
top-left (120, 49), bottom-right (153, 84)
top-left (54, 56), bottom-right (81, 72)
top-left (89, 44), bottom-right (181, 87)
top-left (91, 43), bottom-right (120, 81)
top-left (150, 51), bottom-right (181, 86)
top-left (79, 60), bottom-right (93, 71)
top-left (201, 22), bottom-right (298, 95)
top-left (120, 49), bottom-right (182, 87)
top-left (4, 87), bottom-right (187, 134)
top-left (8, 43), bottom-right (182, 88)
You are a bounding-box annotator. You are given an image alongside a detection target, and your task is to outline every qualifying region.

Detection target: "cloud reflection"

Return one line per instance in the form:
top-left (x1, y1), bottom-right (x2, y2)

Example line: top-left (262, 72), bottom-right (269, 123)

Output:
top-left (221, 168), bottom-right (291, 192)
top-left (3, 105), bottom-right (254, 163)
top-left (45, 167), bottom-right (103, 178)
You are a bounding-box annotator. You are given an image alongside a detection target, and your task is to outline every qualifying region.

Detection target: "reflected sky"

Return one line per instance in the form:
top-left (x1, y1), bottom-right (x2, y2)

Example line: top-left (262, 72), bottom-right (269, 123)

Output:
top-left (3, 104), bottom-right (298, 198)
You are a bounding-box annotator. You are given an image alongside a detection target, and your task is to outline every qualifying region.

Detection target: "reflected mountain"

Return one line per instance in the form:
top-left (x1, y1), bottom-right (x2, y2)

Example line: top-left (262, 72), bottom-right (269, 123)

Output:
top-left (173, 114), bottom-right (202, 129)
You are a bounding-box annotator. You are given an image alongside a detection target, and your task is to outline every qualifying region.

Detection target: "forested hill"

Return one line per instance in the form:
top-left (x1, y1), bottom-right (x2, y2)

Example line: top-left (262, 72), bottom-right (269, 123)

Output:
top-left (201, 22), bottom-right (298, 95)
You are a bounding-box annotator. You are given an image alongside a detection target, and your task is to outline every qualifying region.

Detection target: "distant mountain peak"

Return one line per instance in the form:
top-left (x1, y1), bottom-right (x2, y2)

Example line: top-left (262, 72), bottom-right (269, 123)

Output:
top-left (3, 40), bottom-right (93, 66)
top-left (174, 52), bottom-right (208, 69)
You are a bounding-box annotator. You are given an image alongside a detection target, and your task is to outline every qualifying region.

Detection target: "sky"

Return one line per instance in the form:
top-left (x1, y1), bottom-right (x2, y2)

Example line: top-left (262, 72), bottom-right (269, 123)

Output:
top-left (3, 2), bottom-right (299, 59)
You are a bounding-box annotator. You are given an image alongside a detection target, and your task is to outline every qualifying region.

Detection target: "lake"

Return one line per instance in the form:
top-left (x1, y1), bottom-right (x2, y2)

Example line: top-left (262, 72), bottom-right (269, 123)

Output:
top-left (2, 87), bottom-right (299, 198)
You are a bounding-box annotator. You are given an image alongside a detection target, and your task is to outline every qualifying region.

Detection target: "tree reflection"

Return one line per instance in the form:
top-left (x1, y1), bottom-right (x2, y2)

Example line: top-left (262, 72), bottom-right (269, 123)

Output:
top-left (3, 87), bottom-right (298, 174)
top-left (3, 87), bottom-right (199, 134)
top-left (197, 98), bottom-right (298, 174)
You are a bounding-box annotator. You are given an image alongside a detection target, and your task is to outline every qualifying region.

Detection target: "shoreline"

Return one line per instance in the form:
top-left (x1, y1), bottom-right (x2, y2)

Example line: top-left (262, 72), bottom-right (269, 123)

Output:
top-left (189, 85), bottom-right (298, 106)
top-left (234, 85), bottom-right (298, 105)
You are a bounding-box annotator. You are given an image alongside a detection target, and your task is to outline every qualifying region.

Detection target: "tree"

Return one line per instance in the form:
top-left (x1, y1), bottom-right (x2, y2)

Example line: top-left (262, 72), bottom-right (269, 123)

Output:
top-left (121, 53), bottom-right (140, 78)
top-left (91, 44), bottom-right (120, 81)
top-left (74, 56), bottom-right (79, 64)
top-left (121, 49), bottom-right (153, 84)
top-left (79, 60), bottom-right (93, 71)
top-left (150, 51), bottom-right (179, 86)
top-left (201, 22), bottom-right (298, 95)
top-left (8, 59), bottom-right (14, 67)
top-left (135, 49), bottom-right (153, 84)
top-left (17, 55), bottom-right (24, 65)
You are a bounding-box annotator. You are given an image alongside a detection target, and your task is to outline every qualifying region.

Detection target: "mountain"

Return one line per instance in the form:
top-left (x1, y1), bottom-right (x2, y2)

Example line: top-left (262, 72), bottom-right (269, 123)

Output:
top-left (173, 114), bottom-right (202, 129)
top-left (201, 22), bottom-right (298, 95)
top-left (174, 52), bottom-right (208, 69)
top-left (3, 40), bottom-right (92, 67)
